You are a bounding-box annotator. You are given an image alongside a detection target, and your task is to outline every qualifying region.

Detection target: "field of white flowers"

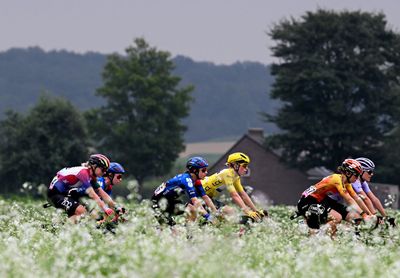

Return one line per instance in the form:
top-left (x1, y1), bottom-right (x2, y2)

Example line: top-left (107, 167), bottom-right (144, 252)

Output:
top-left (0, 197), bottom-right (399, 278)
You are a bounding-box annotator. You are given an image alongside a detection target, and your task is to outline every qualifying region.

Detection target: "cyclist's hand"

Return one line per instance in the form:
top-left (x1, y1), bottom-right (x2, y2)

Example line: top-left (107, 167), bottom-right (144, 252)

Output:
top-left (116, 206), bottom-right (126, 215)
top-left (104, 207), bottom-right (114, 216)
top-left (256, 209), bottom-right (268, 218)
top-left (246, 210), bottom-right (261, 221)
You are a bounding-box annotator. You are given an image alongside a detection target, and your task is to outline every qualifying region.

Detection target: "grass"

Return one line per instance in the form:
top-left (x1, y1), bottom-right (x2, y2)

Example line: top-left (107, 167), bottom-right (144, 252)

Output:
top-left (0, 195), bottom-right (399, 278)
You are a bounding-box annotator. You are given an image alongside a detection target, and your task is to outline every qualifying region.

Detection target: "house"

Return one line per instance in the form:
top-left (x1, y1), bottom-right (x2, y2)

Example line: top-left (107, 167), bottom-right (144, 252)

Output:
top-left (208, 128), bottom-right (311, 205)
top-left (208, 128), bottom-right (399, 209)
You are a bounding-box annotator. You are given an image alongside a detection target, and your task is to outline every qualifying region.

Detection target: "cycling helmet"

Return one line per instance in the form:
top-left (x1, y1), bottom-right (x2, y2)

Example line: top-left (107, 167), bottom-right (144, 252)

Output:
top-left (88, 154), bottom-right (110, 170)
top-left (107, 162), bottom-right (125, 174)
top-left (355, 157), bottom-right (375, 172)
top-left (341, 158), bottom-right (363, 177)
top-left (186, 157), bottom-right (209, 171)
top-left (227, 152), bottom-right (250, 164)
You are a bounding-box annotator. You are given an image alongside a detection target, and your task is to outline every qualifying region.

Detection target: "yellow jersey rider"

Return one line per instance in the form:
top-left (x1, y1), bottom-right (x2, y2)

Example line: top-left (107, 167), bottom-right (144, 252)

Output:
top-left (200, 152), bottom-right (265, 220)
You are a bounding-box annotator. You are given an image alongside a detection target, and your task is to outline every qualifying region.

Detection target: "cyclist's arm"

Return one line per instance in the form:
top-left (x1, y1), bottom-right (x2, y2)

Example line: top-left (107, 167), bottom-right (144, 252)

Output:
top-left (184, 178), bottom-right (208, 216)
top-left (86, 187), bottom-right (108, 211)
top-left (341, 192), bottom-right (362, 214)
top-left (336, 180), bottom-right (366, 215)
top-left (190, 197), bottom-right (208, 215)
top-left (201, 195), bottom-right (217, 213)
top-left (96, 187), bottom-right (116, 208)
top-left (366, 191), bottom-right (387, 217)
top-left (195, 180), bottom-right (218, 213)
top-left (347, 187), bottom-right (372, 215)
top-left (238, 190), bottom-right (258, 212)
top-left (233, 177), bottom-right (258, 212)
top-left (359, 191), bottom-right (376, 215)
top-left (230, 191), bottom-right (250, 212)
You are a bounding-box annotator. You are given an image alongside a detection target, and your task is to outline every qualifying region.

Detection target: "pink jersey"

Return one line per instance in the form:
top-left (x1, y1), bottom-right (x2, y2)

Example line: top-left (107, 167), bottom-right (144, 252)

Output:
top-left (50, 166), bottom-right (94, 194)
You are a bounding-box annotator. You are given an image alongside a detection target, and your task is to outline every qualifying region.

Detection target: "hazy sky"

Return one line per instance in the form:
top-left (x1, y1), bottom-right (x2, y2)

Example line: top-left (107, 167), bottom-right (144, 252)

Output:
top-left (1, 0), bottom-right (399, 65)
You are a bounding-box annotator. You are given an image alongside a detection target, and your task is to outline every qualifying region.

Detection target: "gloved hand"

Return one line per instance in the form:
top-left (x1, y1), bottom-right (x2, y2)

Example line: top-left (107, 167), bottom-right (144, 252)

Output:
top-left (256, 209), bottom-right (268, 218)
top-left (116, 206), bottom-right (126, 215)
top-left (104, 207), bottom-right (114, 216)
top-left (361, 211), bottom-right (369, 220)
top-left (245, 210), bottom-right (261, 221)
top-left (203, 213), bottom-right (213, 222)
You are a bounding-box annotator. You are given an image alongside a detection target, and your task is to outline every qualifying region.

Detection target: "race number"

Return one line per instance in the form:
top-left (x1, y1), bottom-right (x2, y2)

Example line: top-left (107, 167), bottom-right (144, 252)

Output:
top-left (186, 178), bottom-right (193, 188)
top-left (302, 186), bottom-right (316, 197)
top-left (154, 183), bottom-right (166, 196)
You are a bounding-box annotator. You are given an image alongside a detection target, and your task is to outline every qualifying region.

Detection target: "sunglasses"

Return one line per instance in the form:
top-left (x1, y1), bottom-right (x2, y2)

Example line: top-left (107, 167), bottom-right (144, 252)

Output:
top-left (240, 163), bottom-right (249, 169)
top-left (200, 168), bottom-right (208, 173)
top-left (365, 170), bottom-right (374, 175)
top-left (115, 174), bottom-right (123, 180)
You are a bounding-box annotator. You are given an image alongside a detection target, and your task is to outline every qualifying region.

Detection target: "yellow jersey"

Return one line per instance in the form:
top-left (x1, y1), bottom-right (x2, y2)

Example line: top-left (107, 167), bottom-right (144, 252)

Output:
top-left (201, 168), bottom-right (245, 198)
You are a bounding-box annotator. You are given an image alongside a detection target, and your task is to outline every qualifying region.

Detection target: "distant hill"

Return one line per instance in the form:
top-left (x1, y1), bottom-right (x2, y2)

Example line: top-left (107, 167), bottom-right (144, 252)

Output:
top-left (0, 47), bottom-right (279, 142)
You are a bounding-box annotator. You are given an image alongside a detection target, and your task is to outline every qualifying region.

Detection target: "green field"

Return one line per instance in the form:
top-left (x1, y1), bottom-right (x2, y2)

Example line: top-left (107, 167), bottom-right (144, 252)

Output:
top-left (0, 197), bottom-right (399, 278)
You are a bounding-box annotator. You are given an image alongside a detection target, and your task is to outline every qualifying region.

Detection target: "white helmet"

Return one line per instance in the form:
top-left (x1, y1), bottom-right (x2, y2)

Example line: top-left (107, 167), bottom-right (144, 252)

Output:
top-left (355, 157), bottom-right (375, 172)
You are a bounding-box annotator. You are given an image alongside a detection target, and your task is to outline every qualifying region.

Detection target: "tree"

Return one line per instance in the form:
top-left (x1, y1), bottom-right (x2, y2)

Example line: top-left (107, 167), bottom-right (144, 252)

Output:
top-left (264, 10), bottom-right (400, 172)
top-left (0, 95), bottom-right (89, 193)
top-left (86, 38), bottom-right (193, 190)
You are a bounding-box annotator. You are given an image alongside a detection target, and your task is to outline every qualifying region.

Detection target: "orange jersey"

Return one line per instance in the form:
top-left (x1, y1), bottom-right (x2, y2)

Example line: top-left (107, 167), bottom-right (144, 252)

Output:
top-left (302, 173), bottom-right (356, 202)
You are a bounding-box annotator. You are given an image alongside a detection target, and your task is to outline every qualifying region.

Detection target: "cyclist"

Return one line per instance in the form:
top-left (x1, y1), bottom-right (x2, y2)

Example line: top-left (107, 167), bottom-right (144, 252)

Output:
top-left (97, 162), bottom-right (126, 197)
top-left (352, 157), bottom-right (395, 227)
top-left (353, 157), bottom-right (387, 217)
top-left (93, 162), bottom-right (126, 222)
top-left (296, 159), bottom-right (371, 232)
top-left (151, 157), bottom-right (217, 226)
top-left (200, 152), bottom-right (265, 221)
top-left (47, 154), bottom-right (114, 223)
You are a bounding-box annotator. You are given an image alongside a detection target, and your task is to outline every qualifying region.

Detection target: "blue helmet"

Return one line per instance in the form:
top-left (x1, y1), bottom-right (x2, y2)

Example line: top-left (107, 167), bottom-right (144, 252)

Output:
top-left (107, 162), bottom-right (125, 174)
top-left (186, 157), bottom-right (208, 171)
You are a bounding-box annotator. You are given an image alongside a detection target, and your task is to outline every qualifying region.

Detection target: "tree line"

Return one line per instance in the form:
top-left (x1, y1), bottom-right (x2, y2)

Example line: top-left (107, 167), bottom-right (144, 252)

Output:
top-left (265, 9), bottom-right (400, 184)
top-left (0, 38), bottom-right (192, 194)
top-left (0, 46), bottom-right (278, 143)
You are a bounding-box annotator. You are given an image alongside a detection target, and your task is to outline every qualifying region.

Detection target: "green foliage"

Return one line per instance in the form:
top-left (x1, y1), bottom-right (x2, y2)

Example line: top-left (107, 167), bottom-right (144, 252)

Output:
top-left (265, 10), bottom-right (400, 173)
top-left (86, 38), bottom-right (193, 187)
top-left (0, 47), bottom-right (106, 113)
top-left (1, 197), bottom-right (400, 277)
top-left (0, 48), bottom-right (278, 142)
top-left (379, 126), bottom-right (400, 184)
top-left (173, 56), bottom-right (279, 141)
top-left (0, 95), bottom-right (89, 192)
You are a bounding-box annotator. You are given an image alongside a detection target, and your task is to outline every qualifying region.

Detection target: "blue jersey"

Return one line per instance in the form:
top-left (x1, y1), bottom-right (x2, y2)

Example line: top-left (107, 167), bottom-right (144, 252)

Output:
top-left (194, 180), bottom-right (207, 198)
top-left (153, 172), bottom-right (198, 200)
top-left (96, 177), bottom-right (113, 196)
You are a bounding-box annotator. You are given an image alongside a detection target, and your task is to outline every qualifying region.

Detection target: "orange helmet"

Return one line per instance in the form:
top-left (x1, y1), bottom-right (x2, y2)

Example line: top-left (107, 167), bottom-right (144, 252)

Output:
top-left (341, 158), bottom-right (362, 177)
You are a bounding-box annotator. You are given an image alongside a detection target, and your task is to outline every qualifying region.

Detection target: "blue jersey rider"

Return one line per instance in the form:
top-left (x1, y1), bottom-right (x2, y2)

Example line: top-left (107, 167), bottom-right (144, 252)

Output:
top-left (151, 157), bottom-right (217, 226)
top-left (97, 162), bottom-right (126, 196)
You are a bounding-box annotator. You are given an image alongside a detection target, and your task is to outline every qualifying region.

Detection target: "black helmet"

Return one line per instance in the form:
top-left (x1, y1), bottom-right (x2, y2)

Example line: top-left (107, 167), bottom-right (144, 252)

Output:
top-left (88, 154), bottom-right (110, 170)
